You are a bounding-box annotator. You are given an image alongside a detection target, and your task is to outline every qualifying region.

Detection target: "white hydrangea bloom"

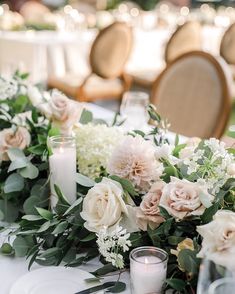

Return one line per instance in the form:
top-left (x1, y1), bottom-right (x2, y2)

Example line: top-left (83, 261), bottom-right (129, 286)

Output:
top-left (96, 226), bottom-right (131, 269)
top-left (0, 77), bottom-right (18, 100)
top-left (74, 124), bottom-right (124, 179)
top-left (179, 138), bottom-right (235, 194)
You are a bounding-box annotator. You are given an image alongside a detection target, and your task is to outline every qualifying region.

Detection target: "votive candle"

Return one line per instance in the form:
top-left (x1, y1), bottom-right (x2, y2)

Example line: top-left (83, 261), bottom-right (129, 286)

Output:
top-left (130, 246), bottom-right (168, 294)
top-left (48, 135), bottom-right (77, 208)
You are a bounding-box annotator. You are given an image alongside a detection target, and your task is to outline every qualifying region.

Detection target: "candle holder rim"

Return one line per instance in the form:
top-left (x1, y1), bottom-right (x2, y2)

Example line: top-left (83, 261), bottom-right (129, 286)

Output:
top-left (129, 246), bottom-right (168, 264)
top-left (123, 91), bottom-right (149, 101)
top-left (49, 135), bottom-right (76, 142)
top-left (208, 277), bottom-right (235, 294)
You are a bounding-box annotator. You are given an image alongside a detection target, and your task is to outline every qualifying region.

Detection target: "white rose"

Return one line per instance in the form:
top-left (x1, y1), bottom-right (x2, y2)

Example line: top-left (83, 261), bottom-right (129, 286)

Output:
top-left (81, 178), bottom-right (128, 232)
top-left (159, 177), bottom-right (214, 219)
top-left (0, 127), bottom-right (31, 161)
top-left (197, 210), bottom-right (235, 271)
top-left (27, 86), bottom-right (44, 107)
top-left (38, 90), bottom-right (83, 135)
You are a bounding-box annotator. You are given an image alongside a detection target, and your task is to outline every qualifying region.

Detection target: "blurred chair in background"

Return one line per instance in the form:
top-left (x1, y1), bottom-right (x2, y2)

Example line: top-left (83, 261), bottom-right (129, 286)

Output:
top-left (20, 1), bottom-right (51, 22)
top-left (48, 22), bottom-right (133, 102)
top-left (131, 21), bottom-right (202, 90)
top-left (220, 22), bottom-right (235, 78)
top-left (151, 51), bottom-right (232, 139)
top-left (165, 21), bottom-right (202, 63)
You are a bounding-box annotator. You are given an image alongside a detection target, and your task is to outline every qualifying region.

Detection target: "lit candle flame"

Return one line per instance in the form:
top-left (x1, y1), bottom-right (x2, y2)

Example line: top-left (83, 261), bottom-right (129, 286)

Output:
top-left (145, 257), bottom-right (149, 264)
top-left (59, 146), bottom-right (64, 153)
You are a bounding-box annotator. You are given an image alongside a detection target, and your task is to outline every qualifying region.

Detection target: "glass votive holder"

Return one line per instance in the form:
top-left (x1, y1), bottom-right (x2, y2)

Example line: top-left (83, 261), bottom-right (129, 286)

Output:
top-left (130, 246), bottom-right (168, 294)
top-left (120, 91), bottom-right (149, 131)
top-left (208, 278), bottom-right (235, 294)
top-left (48, 135), bottom-right (77, 209)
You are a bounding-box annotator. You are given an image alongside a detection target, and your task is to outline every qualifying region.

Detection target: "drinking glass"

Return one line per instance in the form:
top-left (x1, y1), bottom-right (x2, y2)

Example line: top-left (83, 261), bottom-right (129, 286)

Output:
top-left (197, 259), bottom-right (233, 294)
top-left (208, 278), bottom-right (235, 294)
top-left (120, 91), bottom-right (149, 131)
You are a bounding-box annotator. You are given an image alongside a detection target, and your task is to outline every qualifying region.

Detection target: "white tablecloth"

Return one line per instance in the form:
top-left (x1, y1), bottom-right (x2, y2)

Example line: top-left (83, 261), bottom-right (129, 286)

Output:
top-left (0, 26), bottom-right (224, 83)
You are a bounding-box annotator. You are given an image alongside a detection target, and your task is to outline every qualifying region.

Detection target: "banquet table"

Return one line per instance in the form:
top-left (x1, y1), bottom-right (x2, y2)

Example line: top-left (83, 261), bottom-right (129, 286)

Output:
top-left (0, 102), bottom-right (185, 293)
top-left (0, 25), bottom-right (225, 84)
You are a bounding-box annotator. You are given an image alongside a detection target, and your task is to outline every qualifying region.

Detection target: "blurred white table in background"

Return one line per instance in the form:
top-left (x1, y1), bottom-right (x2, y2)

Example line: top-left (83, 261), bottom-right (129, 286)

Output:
top-left (0, 26), bottom-right (224, 84)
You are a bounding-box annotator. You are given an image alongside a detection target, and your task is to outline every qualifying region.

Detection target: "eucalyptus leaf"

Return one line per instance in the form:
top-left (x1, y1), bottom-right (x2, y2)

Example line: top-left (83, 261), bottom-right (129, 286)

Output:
top-left (13, 236), bottom-right (29, 257)
top-left (36, 207), bottom-right (53, 220)
top-left (4, 173), bottom-right (24, 193)
top-left (79, 109), bottom-right (93, 124)
top-left (22, 215), bottom-right (43, 221)
top-left (19, 163), bottom-right (39, 179)
top-left (166, 278), bottom-right (186, 291)
top-left (63, 197), bottom-right (83, 216)
top-left (7, 148), bottom-right (26, 161)
top-left (37, 221), bottom-right (51, 233)
top-left (108, 282), bottom-right (126, 293)
top-left (52, 221), bottom-right (68, 234)
top-left (76, 173), bottom-right (95, 187)
top-left (8, 157), bottom-right (28, 172)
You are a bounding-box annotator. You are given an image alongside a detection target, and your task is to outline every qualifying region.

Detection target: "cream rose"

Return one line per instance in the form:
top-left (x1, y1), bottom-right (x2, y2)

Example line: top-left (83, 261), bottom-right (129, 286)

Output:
top-left (38, 90), bottom-right (83, 135)
top-left (81, 178), bottom-right (128, 232)
top-left (0, 127), bottom-right (31, 161)
top-left (159, 177), bottom-right (214, 219)
top-left (27, 86), bottom-right (44, 107)
top-left (136, 181), bottom-right (165, 231)
top-left (197, 210), bottom-right (235, 271)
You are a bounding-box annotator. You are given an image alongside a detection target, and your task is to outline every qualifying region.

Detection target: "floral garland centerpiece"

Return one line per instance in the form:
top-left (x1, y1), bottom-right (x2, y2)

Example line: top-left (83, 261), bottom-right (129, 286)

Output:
top-left (1, 73), bottom-right (235, 293)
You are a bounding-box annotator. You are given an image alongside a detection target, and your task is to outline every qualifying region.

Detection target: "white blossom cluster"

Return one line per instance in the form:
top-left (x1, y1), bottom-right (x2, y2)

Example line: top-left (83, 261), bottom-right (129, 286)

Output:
top-left (74, 123), bottom-right (124, 179)
top-left (0, 77), bottom-right (18, 100)
top-left (96, 226), bottom-right (131, 269)
top-left (179, 138), bottom-right (235, 194)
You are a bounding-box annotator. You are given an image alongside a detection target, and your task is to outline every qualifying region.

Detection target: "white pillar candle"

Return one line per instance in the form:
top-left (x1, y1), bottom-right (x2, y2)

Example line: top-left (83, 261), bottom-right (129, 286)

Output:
top-left (130, 247), bottom-right (168, 294)
top-left (49, 136), bottom-right (77, 209)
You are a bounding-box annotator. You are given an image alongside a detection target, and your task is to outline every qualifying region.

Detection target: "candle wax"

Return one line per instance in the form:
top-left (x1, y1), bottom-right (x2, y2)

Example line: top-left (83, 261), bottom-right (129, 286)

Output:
top-left (49, 147), bottom-right (76, 208)
top-left (130, 255), bottom-right (166, 294)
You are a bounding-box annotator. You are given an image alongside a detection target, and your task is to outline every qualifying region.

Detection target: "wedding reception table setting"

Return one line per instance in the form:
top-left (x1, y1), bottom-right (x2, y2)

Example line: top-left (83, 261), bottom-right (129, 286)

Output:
top-left (2, 0), bottom-right (235, 293)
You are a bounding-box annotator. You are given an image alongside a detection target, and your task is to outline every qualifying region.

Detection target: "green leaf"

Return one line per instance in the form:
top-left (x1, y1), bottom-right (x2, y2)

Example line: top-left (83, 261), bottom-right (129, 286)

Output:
top-left (172, 144), bottom-right (187, 157)
top-left (52, 221), bottom-right (68, 234)
top-left (76, 173), bottom-right (95, 187)
top-left (54, 185), bottom-right (70, 206)
top-left (7, 148), bottom-right (26, 161)
top-left (40, 247), bottom-right (61, 259)
top-left (109, 175), bottom-right (138, 197)
top-left (0, 200), bottom-right (19, 222)
top-left (0, 210), bottom-right (4, 221)
top-left (8, 157), bottom-right (28, 172)
top-left (22, 215), bottom-right (43, 221)
top-left (13, 236), bottom-right (29, 257)
top-left (92, 264), bottom-right (117, 276)
top-left (4, 173), bottom-right (24, 193)
top-left (80, 233), bottom-right (96, 242)
top-left (109, 282), bottom-right (126, 293)
top-left (36, 207), bottom-right (53, 220)
top-left (201, 202), bottom-right (220, 224)
top-left (63, 197), bottom-right (83, 216)
top-left (159, 206), bottom-right (171, 219)
top-left (177, 249), bottom-right (200, 274)
top-left (19, 163), bottom-right (39, 179)
top-left (23, 195), bottom-right (49, 215)
top-left (166, 278), bottom-right (186, 291)
top-left (28, 144), bottom-right (46, 155)
top-left (37, 221), bottom-right (51, 233)
top-left (79, 109), bottom-right (93, 124)
top-left (48, 127), bottom-right (60, 137)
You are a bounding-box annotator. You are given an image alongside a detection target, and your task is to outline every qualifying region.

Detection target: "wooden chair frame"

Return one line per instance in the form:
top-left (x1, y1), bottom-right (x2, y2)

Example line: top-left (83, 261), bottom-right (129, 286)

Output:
top-left (75, 22), bottom-right (133, 102)
top-left (220, 22), bottom-right (235, 65)
top-left (151, 51), bottom-right (232, 139)
top-left (164, 21), bottom-right (201, 64)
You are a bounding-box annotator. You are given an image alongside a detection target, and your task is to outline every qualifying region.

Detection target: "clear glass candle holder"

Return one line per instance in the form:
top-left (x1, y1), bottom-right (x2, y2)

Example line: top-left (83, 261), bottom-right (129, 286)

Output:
top-left (130, 246), bottom-right (168, 294)
top-left (120, 91), bottom-right (149, 131)
top-left (208, 278), bottom-right (235, 294)
top-left (48, 135), bottom-right (77, 209)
